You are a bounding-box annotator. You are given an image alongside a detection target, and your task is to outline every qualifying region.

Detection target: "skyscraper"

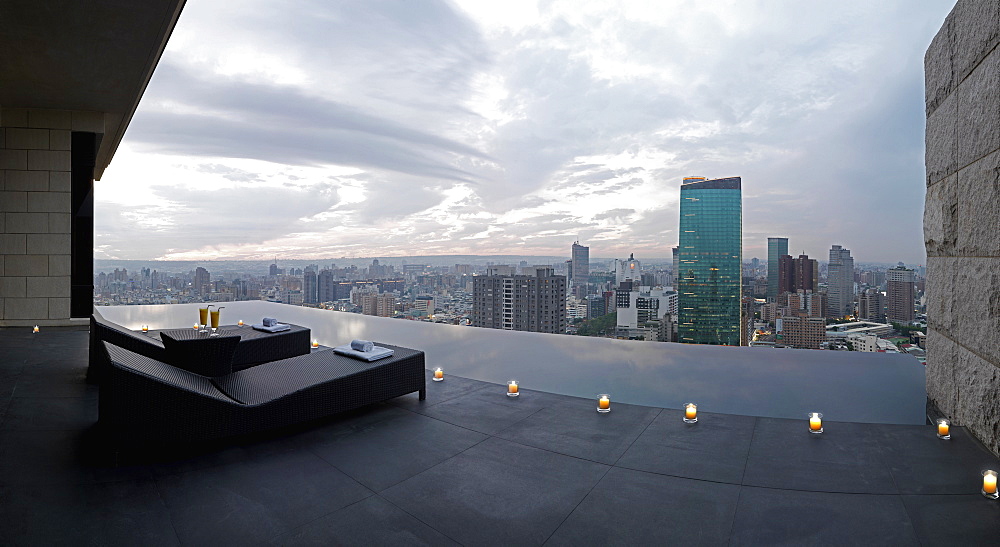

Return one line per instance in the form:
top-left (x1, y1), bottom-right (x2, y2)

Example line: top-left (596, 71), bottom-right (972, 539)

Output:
top-left (827, 245), bottom-right (855, 318)
top-left (571, 241), bottom-right (589, 286)
top-left (472, 267), bottom-right (567, 334)
top-left (303, 270), bottom-right (318, 304)
top-left (767, 237), bottom-right (788, 302)
top-left (777, 254), bottom-right (817, 296)
top-left (193, 267), bottom-right (210, 297)
top-left (677, 176), bottom-right (743, 345)
top-left (886, 264), bottom-right (915, 324)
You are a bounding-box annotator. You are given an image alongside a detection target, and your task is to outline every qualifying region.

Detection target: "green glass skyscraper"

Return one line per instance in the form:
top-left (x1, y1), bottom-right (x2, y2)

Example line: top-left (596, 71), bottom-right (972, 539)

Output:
top-left (677, 176), bottom-right (743, 345)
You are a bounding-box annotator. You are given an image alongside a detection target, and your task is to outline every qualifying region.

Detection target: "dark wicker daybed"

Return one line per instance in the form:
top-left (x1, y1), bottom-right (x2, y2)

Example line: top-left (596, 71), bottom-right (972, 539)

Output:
top-left (99, 340), bottom-right (426, 445)
top-left (89, 312), bottom-right (311, 382)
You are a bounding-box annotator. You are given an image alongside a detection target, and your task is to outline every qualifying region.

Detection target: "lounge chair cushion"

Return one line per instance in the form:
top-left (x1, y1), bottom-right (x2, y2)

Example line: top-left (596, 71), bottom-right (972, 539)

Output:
top-left (161, 331), bottom-right (241, 377)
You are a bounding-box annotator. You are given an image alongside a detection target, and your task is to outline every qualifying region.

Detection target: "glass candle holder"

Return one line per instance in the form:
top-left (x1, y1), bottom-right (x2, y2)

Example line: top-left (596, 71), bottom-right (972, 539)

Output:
top-left (808, 412), bottom-right (823, 434)
top-left (684, 403), bottom-right (698, 423)
top-left (238, 320), bottom-right (244, 327)
top-left (983, 470), bottom-right (998, 499)
top-left (507, 380), bottom-right (519, 397)
top-left (141, 325), bottom-right (148, 333)
top-left (433, 368), bottom-right (444, 382)
top-left (312, 340), bottom-right (319, 349)
top-left (936, 419), bottom-right (951, 440)
top-left (32, 325), bottom-right (39, 333)
top-left (193, 323), bottom-right (200, 331)
top-left (597, 394), bottom-right (611, 413)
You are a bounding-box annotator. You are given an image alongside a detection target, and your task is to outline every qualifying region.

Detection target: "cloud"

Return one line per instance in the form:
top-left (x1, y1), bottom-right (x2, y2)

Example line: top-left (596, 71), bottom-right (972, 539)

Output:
top-left (95, 0), bottom-right (955, 263)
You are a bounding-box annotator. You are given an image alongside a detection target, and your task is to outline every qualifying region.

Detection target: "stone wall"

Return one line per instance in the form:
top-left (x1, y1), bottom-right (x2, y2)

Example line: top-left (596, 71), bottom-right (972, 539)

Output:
top-left (0, 107), bottom-right (104, 326)
top-left (924, 0), bottom-right (1000, 455)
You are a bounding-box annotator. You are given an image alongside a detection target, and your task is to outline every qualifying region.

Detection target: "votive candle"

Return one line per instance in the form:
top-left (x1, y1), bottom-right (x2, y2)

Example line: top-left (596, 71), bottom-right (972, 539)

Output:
top-left (598, 394), bottom-right (611, 413)
top-left (684, 403), bottom-right (698, 423)
top-left (433, 368), bottom-right (444, 381)
top-left (507, 380), bottom-right (519, 397)
top-left (937, 419), bottom-right (950, 439)
top-left (312, 340), bottom-right (319, 349)
top-left (142, 325), bottom-right (148, 333)
top-left (809, 412), bottom-right (823, 434)
top-left (32, 325), bottom-right (39, 333)
top-left (193, 323), bottom-right (200, 330)
top-left (984, 470), bottom-right (998, 498)
top-left (238, 320), bottom-right (244, 327)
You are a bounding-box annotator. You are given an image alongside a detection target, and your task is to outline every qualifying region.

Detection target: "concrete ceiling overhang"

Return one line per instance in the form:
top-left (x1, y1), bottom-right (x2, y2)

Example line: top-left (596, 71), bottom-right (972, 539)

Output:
top-left (0, 0), bottom-right (186, 180)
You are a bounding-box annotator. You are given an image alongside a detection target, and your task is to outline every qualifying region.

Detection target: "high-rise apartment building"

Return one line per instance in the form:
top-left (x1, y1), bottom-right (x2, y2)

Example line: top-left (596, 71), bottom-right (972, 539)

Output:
top-left (777, 254), bottom-right (818, 297)
top-left (613, 254), bottom-right (641, 284)
top-left (360, 293), bottom-right (396, 317)
top-left (766, 237), bottom-right (788, 302)
top-left (677, 176), bottom-right (743, 345)
top-left (786, 289), bottom-right (826, 318)
top-left (193, 267), bottom-right (210, 297)
top-left (571, 241), bottom-right (589, 286)
top-left (317, 269), bottom-right (335, 303)
top-left (777, 315), bottom-right (827, 349)
top-left (826, 245), bottom-right (855, 319)
top-left (472, 267), bottom-right (566, 334)
top-left (858, 288), bottom-right (885, 323)
top-left (886, 264), bottom-right (915, 324)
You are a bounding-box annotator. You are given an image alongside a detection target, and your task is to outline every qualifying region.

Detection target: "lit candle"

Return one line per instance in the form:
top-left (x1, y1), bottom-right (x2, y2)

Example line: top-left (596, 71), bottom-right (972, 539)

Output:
top-left (809, 412), bottom-right (823, 434)
top-left (194, 323), bottom-right (200, 330)
top-left (507, 380), bottom-right (519, 397)
top-left (312, 340), bottom-right (319, 349)
top-left (598, 394), bottom-right (611, 413)
top-left (684, 403), bottom-right (698, 423)
top-left (433, 368), bottom-right (444, 381)
top-left (984, 470), bottom-right (998, 497)
top-left (32, 325), bottom-right (39, 333)
top-left (238, 320), bottom-right (244, 327)
top-left (142, 325), bottom-right (148, 333)
top-left (937, 419), bottom-right (950, 439)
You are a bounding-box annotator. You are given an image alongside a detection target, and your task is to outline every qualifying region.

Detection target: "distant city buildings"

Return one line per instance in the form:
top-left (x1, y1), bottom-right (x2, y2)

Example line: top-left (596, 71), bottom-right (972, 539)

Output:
top-left (826, 245), bottom-right (854, 319)
top-left (472, 266), bottom-right (567, 334)
top-left (570, 241), bottom-right (589, 287)
top-left (613, 253), bottom-right (641, 284)
top-left (677, 176), bottom-right (743, 346)
top-left (858, 288), bottom-right (885, 323)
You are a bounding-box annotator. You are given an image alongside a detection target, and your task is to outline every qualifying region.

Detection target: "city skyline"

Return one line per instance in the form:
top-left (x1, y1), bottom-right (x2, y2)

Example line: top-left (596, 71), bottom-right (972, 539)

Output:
top-left (94, 1), bottom-right (952, 263)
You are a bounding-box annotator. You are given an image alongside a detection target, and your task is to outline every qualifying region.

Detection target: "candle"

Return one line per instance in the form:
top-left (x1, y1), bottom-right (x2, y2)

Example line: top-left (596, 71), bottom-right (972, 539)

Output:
top-left (808, 412), bottom-right (823, 434)
top-left (433, 368), bottom-right (444, 381)
top-left (238, 320), bottom-right (244, 327)
top-left (684, 403), bottom-right (698, 423)
top-left (32, 325), bottom-right (39, 333)
top-left (193, 323), bottom-right (200, 330)
top-left (598, 395), bottom-right (610, 413)
top-left (937, 419), bottom-right (950, 439)
top-left (312, 340), bottom-right (319, 349)
top-left (984, 470), bottom-right (998, 497)
top-left (507, 380), bottom-right (519, 397)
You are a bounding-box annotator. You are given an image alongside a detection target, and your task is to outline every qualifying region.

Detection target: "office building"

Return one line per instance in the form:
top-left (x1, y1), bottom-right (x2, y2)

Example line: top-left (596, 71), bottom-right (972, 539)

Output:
top-left (677, 176), bottom-right (743, 345)
top-left (571, 241), bottom-right (589, 286)
top-left (827, 245), bottom-right (854, 319)
top-left (786, 289), bottom-right (826, 318)
top-left (671, 246), bottom-right (680, 288)
top-left (777, 254), bottom-right (818, 298)
top-left (613, 254), bottom-right (641, 284)
top-left (777, 315), bottom-right (827, 349)
top-left (615, 286), bottom-right (676, 332)
top-left (193, 267), bottom-right (210, 297)
top-left (303, 270), bottom-right (318, 305)
top-left (766, 237), bottom-right (788, 302)
top-left (472, 267), bottom-right (567, 334)
top-left (360, 293), bottom-right (396, 317)
top-left (886, 264), bottom-right (915, 324)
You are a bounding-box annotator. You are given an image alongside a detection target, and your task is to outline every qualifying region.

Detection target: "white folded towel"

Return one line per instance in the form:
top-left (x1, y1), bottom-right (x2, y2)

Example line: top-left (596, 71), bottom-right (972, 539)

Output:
top-left (350, 339), bottom-right (374, 352)
top-left (252, 323), bottom-right (291, 333)
top-left (333, 345), bottom-right (394, 361)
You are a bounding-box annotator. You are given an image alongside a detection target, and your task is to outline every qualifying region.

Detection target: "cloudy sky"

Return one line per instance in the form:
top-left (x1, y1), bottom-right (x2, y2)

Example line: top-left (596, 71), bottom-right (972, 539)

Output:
top-left (95, 0), bottom-right (955, 264)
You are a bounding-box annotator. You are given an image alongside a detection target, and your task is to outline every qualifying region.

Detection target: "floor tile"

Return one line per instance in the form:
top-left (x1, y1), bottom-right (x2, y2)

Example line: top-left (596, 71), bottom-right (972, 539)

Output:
top-left (0, 429), bottom-right (152, 486)
top-left (901, 493), bottom-right (1000, 545)
top-left (874, 424), bottom-right (1000, 494)
top-left (307, 410), bottom-right (488, 492)
top-left (495, 397), bottom-right (660, 464)
top-left (617, 410), bottom-right (755, 483)
top-left (0, 479), bottom-right (179, 546)
top-left (546, 467), bottom-right (740, 546)
top-left (730, 487), bottom-right (918, 546)
top-left (156, 447), bottom-right (372, 545)
top-left (414, 386), bottom-right (566, 435)
top-left (1, 395), bottom-right (97, 430)
top-left (388, 370), bottom-right (492, 410)
top-left (743, 417), bottom-right (897, 493)
top-left (274, 495), bottom-right (460, 546)
top-left (383, 436), bottom-right (609, 546)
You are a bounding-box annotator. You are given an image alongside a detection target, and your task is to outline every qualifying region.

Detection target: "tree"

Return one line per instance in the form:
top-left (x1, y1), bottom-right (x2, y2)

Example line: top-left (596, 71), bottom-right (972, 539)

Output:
top-left (576, 312), bottom-right (617, 337)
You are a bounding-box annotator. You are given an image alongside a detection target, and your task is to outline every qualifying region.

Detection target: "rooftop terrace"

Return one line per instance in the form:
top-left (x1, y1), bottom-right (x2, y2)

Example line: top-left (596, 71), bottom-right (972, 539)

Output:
top-left (1, 320), bottom-right (998, 545)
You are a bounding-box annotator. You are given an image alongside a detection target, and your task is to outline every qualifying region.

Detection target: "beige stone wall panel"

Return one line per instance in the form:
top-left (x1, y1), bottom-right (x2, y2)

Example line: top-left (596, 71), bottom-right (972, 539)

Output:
top-left (949, 0), bottom-right (1000, 83)
top-left (5, 128), bottom-right (49, 150)
top-left (0, 191), bottom-right (27, 212)
top-left (5, 212), bottom-right (49, 234)
top-left (955, 47), bottom-right (1000, 168)
top-left (26, 192), bottom-right (69, 213)
top-left (26, 276), bottom-right (70, 298)
top-left (4, 255), bottom-right (48, 277)
top-left (924, 10), bottom-right (955, 116)
top-left (3, 297), bottom-right (47, 320)
top-left (925, 95), bottom-right (958, 185)
top-left (4, 170), bottom-right (48, 192)
top-left (952, 342), bottom-right (1000, 454)
top-left (923, 174), bottom-right (956, 257)
top-left (26, 233), bottom-right (70, 255)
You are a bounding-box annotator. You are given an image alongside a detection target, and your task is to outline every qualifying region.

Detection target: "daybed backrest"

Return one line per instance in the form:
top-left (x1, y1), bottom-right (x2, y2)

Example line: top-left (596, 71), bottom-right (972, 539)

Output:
top-left (90, 313), bottom-right (166, 382)
top-left (103, 342), bottom-right (233, 402)
top-left (160, 331), bottom-right (241, 377)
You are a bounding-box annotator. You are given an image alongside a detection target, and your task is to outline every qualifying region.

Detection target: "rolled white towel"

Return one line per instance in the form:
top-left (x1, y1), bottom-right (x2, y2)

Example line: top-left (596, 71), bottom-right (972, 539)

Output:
top-left (263, 317), bottom-right (277, 327)
top-left (351, 339), bottom-right (375, 352)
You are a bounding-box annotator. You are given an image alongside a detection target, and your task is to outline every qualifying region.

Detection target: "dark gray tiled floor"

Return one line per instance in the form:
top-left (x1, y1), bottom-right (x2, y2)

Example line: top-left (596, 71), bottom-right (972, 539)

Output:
top-left (2, 326), bottom-right (999, 546)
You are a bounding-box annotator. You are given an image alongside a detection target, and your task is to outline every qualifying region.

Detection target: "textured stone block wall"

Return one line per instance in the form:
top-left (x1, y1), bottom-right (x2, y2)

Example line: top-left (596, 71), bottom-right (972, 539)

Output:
top-left (924, 0), bottom-right (1000, 455)
top-left (0, 107), bottom-right (103, 326)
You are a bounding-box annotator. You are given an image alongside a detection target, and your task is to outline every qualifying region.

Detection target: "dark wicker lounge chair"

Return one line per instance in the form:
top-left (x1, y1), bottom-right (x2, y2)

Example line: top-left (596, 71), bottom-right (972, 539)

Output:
top-left (99, 340), bottom-right (426, 445)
